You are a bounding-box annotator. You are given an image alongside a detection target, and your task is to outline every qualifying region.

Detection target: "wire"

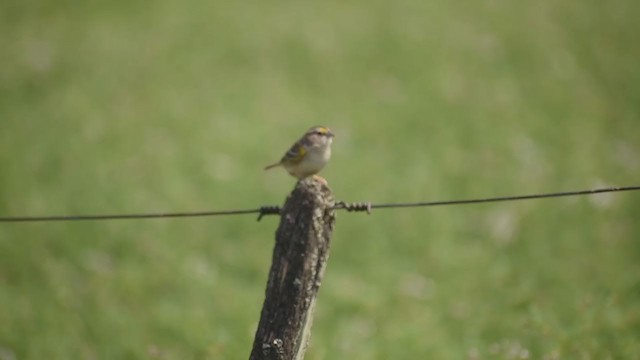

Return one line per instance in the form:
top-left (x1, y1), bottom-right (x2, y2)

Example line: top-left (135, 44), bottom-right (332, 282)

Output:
top-left (0, 209), bottom-right (262, 222)
top-left (363, 185), bottom-right (640, 210)
top-left (0, 185), bottom-right (638, 223)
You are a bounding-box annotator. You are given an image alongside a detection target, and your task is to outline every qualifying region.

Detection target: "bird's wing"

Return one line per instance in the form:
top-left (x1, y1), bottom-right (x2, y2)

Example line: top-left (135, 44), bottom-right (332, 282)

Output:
top-left (282, 141), bottom-right (307, 164)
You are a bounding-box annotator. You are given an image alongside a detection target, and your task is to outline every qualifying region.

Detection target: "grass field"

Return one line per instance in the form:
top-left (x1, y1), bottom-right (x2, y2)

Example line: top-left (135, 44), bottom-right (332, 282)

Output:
top-left (1, 0), bottom-right (639, 358)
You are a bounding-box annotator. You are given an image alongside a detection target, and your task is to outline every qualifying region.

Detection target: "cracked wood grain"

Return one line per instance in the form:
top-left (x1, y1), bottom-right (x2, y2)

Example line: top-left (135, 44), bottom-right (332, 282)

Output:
top-left (249, 177), bottom-right (336, 360)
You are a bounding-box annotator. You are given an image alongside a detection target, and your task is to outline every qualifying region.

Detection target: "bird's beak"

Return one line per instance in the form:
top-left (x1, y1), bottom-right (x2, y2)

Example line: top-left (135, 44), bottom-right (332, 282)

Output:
top-left (327, 130), bottom-right (335, 138)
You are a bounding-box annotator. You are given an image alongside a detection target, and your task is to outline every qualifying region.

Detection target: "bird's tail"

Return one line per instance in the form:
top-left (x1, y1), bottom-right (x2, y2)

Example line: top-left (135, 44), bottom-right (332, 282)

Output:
top-left (264, 163), bottom-right (281, 170)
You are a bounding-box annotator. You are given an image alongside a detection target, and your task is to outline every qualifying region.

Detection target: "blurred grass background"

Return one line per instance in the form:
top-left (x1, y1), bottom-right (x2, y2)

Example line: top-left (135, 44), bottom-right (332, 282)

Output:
top-left (1, 0), bottom-right (639, 358)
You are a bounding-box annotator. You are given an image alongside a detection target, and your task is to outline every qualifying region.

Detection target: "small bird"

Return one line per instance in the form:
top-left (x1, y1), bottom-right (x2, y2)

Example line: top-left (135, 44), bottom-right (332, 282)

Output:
top-left (264, 126), bottom-right (335, 179)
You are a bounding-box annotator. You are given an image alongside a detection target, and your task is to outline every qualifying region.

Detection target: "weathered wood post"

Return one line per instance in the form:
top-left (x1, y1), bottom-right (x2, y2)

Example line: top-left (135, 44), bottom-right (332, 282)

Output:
top-left (250, 177), bottom-right (336, 360)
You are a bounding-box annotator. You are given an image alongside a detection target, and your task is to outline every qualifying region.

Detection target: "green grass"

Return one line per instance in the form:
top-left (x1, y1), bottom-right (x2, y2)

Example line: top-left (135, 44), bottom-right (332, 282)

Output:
top-left (1, 0), bottom-right (639, 358)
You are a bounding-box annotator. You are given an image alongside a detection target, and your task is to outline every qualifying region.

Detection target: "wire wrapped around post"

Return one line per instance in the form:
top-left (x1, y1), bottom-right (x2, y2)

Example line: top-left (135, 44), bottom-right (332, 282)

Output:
top-left (334, 201), bottom-right (372, 214)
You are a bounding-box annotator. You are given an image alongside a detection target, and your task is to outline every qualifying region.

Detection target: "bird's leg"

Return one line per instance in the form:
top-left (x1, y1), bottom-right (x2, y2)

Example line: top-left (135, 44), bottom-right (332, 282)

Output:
top-left (311, 174), bottom-right (328, 185)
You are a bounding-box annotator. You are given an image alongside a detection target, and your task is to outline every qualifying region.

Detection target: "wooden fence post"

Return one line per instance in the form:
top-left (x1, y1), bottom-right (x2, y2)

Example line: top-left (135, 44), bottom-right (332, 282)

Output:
top-left (249, 177), bottom-right (336, 360)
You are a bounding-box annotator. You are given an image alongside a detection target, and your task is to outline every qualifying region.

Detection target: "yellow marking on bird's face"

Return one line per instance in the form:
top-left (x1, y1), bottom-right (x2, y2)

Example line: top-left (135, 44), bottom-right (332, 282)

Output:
top-left (308, 126), bottom-right (334, 137)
